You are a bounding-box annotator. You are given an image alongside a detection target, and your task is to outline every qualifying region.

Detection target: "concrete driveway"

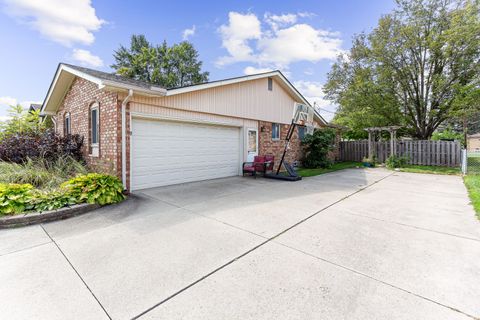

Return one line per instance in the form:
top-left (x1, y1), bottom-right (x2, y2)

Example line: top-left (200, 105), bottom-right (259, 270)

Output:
top-left (1, 168), bottom-right (479, 320)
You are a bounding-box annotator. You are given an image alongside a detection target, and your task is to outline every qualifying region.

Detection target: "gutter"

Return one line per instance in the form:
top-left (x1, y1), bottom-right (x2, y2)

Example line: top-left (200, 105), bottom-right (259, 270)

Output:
top-left (121, 89), bottom-right (133, 189)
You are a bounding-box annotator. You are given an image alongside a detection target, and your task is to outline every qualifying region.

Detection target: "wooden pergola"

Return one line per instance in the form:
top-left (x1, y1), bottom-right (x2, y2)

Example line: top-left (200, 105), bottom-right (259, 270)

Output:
top-left (364, 126), bottom-right (401, 159)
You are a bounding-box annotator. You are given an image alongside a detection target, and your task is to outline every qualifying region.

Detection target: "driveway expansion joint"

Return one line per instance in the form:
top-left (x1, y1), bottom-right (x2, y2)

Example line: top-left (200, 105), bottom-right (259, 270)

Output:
top-left (0, 241), bottom-right (52, 258)
top-left (274, 241), bottom-right (478, 320)
top-left (40, 225), bottom-right (112, 320)
top-left (132, 172), bottom-right (399, 319)
top-left (343, 211), bottom-right (480, 243)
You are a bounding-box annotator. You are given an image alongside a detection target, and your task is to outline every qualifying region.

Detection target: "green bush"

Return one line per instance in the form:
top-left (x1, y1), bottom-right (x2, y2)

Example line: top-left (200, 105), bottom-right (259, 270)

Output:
top-left (0, 156), bottom-right (88, 189)
top-left (0, 183), bottom-right (35, 214)
top-left (61, 173), bottom-right (125, 205)
top-left (385, 155), bottom-right (409, 169)
top-left (0, 174), bottom-right (125, 216)
top-left (301, 128), bottom-right (336, 169)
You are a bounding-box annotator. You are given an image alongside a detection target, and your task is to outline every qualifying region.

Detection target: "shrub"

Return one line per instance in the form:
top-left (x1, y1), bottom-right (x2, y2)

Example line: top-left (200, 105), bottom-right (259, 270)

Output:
top-left (301, 128), bottom-right (336, 169)
top-left (0, 173), bottom-right (126, 215)
top-left (385, 155), bottom-right (409, 169)
top-left (61, 173), bottom-right (125, 205)
top-left (0, 183), bottom-right (35, 215)
top-left (0, 129), bottom-right (84, 164)
top-left (0, 156), bottom-right (88, 189)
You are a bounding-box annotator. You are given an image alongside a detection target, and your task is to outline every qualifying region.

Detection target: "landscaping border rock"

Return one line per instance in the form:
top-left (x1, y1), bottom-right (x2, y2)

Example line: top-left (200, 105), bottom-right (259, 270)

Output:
top-left (0, 203), bottom-right (101, 228)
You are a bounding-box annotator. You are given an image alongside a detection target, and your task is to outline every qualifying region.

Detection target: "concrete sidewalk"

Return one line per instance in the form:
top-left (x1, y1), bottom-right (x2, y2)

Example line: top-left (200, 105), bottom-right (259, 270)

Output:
top-left (1, 168), bottom-right (479, 319)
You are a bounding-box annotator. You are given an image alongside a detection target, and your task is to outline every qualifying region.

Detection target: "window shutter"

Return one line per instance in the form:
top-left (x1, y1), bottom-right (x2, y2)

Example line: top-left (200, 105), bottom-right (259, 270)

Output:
top-left (88, 106), bottom-right (92, 154)
top-left (97, 104), bottom-right (101, 157)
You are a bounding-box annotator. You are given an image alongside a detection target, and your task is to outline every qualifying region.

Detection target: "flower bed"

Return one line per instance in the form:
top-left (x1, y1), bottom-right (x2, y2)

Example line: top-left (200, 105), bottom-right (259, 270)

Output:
top-left (0, 173), bottom-right (125, 217)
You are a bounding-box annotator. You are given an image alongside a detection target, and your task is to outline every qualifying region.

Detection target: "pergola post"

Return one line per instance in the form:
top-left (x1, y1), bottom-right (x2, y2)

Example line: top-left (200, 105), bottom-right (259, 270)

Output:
top-left (365, 126), bottom-right (401, 160)
top-left (389, 129), bottom-right (395, 156)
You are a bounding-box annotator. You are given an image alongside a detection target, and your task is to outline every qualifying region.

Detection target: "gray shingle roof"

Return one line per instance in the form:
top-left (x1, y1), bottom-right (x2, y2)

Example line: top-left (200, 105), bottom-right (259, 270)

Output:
top-left (29, 103), bottom-right (42, 111)
top-left (61, 63), bottom-right (165, 91)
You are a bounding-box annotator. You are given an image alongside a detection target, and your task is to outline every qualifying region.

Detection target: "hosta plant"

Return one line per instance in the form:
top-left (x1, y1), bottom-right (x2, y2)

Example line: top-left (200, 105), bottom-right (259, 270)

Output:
top-left (61, 173), bottom-right (125, 205)
top-left (0, 183), bottom-right (35, 215)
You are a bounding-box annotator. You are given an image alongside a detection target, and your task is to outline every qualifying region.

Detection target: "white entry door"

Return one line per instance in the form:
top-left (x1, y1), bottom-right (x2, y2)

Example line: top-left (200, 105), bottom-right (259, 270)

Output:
top-left (131, 118), bottom-right (241, 190)
top-left (247, 129), bottom-right (258, 162)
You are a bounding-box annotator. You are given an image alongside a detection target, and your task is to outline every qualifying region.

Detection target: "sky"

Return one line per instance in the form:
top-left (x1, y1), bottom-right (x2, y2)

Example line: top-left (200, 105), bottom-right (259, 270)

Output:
top-left (0, 0), bottom-right (396, 122)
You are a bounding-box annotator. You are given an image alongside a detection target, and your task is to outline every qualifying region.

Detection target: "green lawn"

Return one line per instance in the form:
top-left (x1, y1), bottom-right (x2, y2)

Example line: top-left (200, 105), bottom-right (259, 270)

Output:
top-left (464, 175), bottom-right (480, 220)
top-left (297, 161), bottom-right (362, 177)
top-left (395, 165), bottom-right (461, 175)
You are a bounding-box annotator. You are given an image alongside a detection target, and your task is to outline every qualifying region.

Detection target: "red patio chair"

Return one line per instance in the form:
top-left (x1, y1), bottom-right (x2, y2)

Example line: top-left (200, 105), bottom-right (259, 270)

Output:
top-left (243, 155), bottom-right (266, 178)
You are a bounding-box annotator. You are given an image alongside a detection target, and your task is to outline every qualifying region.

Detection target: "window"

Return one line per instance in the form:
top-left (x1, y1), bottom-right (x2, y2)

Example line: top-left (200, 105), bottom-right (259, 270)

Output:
top-left (268, 77), bottom-right (273, 91)
top-left (90, 103), bottom-right (99, 156)
top-left (64, 113), bottom-right (71, 135)
top-left (272, 123), bottom-right (280, 140)
top-left (298, 126), bottom-right (305, 141)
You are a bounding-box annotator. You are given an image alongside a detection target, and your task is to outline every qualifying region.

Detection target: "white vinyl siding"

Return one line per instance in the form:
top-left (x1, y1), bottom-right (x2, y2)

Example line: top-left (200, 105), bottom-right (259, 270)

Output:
top-left (131, 118), bottom-right (241, 190)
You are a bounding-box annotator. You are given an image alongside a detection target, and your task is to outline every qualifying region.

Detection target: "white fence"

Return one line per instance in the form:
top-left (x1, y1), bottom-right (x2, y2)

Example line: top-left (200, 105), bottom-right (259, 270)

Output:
top-left (340, 140), bottom-right (462, 167)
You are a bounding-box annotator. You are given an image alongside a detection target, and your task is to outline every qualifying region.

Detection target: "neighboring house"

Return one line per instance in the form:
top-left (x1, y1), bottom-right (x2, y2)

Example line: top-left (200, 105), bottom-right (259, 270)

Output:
top-left (41, 63), bottom-right (327, 191)
top-left (467, 133), bottom-right (480, 151)
top-left (28, 103), bottom-right (42, 113)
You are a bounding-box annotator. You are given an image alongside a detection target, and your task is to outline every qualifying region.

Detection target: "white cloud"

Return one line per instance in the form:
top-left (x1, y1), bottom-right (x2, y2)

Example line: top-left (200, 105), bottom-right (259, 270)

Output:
top-left (72, 49), bottom-right (104, 67)
top-left (217, 12), bottom-right (262, 66)
top-left (294, 81), bottom-right (337, 122)
top-left (216, 12), bottom-right (344, 71)
top-left (0, 96), bottom-right (17, 107)
top-left (4, 0), bottom-right (104, 46)
top-left (298, 12), bottom-right (316, 18)
top-left (264, 13), bottom-right (297, 31)
top-left (0, 98), bottom-right (41, 121)
top-left (182, 25), bottom-right (196, 40)
top-left (243, 66), bottom-right (274, 75)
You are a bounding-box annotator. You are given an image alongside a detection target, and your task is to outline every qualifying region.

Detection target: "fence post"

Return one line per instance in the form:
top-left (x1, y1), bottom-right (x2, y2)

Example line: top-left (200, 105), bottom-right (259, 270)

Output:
top-left (461, 149), bottom-right (467, 174)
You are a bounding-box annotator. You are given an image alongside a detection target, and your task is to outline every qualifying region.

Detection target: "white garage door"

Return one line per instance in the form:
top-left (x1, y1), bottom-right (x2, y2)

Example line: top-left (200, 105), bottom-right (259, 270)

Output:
top-left (131, 118), bottom-right (241, 190)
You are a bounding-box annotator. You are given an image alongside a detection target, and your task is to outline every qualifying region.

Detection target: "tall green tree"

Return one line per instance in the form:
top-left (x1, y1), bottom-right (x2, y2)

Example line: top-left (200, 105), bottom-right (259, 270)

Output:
top-left (0, 105), bottom-right (49, 138)
top-left (325, 0), bottom-right (480, 139)
top-left (111, 35), bottom-right (209, 88)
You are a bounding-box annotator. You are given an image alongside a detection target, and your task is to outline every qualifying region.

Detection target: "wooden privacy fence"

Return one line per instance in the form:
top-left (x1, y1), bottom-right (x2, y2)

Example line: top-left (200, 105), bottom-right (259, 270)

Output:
top-left (339, 140), bottom-right (462, 167)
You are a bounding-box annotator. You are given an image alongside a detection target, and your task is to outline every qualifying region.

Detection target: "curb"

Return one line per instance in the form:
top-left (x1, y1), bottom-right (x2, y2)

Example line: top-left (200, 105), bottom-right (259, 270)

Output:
top-left (0, 203), bottom-right (101, 228)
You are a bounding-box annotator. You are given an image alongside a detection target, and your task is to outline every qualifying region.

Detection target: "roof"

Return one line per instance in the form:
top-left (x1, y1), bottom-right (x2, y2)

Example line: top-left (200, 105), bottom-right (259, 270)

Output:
top-left (60, 63), bottom-right (166, 92)
top-left (29, 103), bottom-right (42, 111)
top-left (41, 63), bottom-right (327, 125)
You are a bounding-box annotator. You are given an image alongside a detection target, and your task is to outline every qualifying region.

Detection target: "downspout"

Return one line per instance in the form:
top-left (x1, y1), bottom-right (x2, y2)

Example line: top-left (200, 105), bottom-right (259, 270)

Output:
top-left (122, 89), bottom-right (133, 189)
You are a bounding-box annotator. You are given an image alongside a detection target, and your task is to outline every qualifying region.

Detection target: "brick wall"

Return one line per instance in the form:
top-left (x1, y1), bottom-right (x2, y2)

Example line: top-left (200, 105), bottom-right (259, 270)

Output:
top-left (258, 121), bottom-right (304, 170)
top-left (56, 77), bottom-right (120, 176)
top-left (258, 122), bottom-right (342, 170)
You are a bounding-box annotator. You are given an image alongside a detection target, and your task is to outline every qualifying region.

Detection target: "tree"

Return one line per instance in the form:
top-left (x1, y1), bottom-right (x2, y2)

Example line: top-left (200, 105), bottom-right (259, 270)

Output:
top-left (0, 105), bottom-right (48, 138)
top-left (111, 35), bottom-right (209, 88)
top-left (325, 0), bottom-right (480, 139)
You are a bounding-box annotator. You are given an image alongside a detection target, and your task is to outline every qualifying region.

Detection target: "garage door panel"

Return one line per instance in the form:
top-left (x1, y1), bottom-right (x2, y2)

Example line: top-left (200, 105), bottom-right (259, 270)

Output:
top-left (131, 118), bottom-right (241, 190)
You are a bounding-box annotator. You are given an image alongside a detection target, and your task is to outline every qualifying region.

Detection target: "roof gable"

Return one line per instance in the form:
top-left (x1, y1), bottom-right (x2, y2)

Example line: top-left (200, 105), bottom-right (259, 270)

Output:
top-left (40, 63), bottom-right (326, 125)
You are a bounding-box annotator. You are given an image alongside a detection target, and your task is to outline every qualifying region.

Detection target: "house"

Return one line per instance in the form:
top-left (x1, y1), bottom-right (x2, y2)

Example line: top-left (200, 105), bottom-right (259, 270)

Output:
top-left (40, 63), bottom-right (328, 191)
top-left (467, 133), bottom-right (480, 151)
top-left (28, 103), bottom-right (42, 113)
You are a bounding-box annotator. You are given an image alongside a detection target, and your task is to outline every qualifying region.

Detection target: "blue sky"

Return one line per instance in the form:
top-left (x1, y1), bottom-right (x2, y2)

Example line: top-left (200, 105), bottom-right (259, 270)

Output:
top-left (0, 0), bottom-right (396, 121)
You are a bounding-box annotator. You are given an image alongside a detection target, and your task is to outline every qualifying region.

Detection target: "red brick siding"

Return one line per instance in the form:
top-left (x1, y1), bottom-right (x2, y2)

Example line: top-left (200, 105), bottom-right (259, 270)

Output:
top-left (258, 121), bottom-right (304, 170)
top-left (56, 77), bottom-right (120, 176)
